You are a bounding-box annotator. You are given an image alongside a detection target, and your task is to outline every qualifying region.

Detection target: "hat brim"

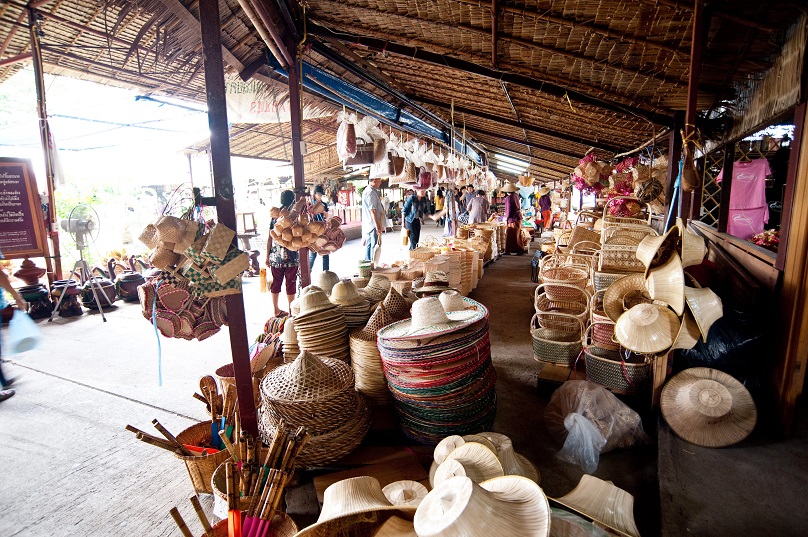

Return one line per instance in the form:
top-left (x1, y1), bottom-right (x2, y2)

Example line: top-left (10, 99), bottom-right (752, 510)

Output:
top-left (549, 475), bottom-right (640, 537)
top-left (538, 187), bottom-right (551, 196)
top-left (377, 309), bottom-right (484, 340)
top-left (295, 508), bottom-right (416, 537)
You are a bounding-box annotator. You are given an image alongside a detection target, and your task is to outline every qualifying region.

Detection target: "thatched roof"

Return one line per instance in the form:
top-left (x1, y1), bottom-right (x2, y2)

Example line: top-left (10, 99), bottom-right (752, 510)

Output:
top-left (0, 0), bottom-right (801, 181)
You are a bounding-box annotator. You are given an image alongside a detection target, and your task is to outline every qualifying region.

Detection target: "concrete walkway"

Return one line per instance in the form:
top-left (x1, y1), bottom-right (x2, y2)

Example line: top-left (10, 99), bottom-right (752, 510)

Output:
top-left (1, 227), bottom-right (805, 536)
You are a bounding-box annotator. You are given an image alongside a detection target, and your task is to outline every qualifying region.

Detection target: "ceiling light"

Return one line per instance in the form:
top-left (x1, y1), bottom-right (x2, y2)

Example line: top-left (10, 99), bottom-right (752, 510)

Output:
top-left (494, 161), bottom-right (528, 173)
top-left (493, 153), bottom-right (530, 168)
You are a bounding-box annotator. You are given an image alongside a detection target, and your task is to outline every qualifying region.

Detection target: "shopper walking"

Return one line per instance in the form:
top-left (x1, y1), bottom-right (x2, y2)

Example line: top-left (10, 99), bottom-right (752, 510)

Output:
top-left (434, 188), bottom-right (445, 226)
top-left (462, 185), bottom-right (476, 210)
top-left (266, 190), bottom-right (299, 316)
top-left (403, 188), bottom-right (429, 250)
top-left (362, 177), bottom-right (384, 262)
top-left (502, 182), bottom-right (527, 255)
top-left (0, 248), bottom-right (27, 402)
top-left (467, 190), bottom-right (491, 224)
top-left (307, 185), bottom-right (330, 272)
top-left (538, 185), bottom-right (553, 232)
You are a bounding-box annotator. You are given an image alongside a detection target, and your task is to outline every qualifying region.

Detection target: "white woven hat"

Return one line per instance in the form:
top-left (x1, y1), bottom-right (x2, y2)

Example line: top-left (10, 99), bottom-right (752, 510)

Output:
top-left (315, 271), bottom-right (341, 296)
top-left (377, 297), bottom-right (483, 340)
top-left (439, 290), bottom-right (467, 312)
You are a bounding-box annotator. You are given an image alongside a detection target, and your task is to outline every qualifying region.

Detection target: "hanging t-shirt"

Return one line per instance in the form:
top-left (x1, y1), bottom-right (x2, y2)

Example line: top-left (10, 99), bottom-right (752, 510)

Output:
top-left (715, 159), bottom-right (771, 209)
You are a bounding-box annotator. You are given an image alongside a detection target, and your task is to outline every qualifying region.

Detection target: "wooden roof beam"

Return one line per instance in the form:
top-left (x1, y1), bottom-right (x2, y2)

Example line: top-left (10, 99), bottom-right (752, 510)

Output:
top-left (454, 0), bottom-right (688, 57)
top-left (480, 142), bottom-right (576, 170)
top-left (308, 24), bottom-right (674, 128)
top-left (410, 94), bottom-right (625, 153)
top-left (461, 124), bottom-right (583, 160)
top-left (638, 0), bottom-right (778, 32)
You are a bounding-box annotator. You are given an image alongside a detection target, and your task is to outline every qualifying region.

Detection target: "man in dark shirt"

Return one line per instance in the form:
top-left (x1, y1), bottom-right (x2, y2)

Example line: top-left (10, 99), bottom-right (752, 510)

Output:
top-left (403, 189), bottom-right (429, 250)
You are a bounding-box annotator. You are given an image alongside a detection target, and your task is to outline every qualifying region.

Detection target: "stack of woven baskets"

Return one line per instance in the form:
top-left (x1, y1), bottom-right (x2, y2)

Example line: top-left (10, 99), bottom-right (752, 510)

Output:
top-left (258, 350), bottom-right (370, 466)
top-left (378, 297), bottom-right (495, 445)
top-left (293, 286), bottom-right (349, 363)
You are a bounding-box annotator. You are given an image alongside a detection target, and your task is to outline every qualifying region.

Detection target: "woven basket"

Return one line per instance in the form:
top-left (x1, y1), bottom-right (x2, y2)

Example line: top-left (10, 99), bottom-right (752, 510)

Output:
top-left (530, 313), bottom-right (583, 366)
top-left (568, 226), bottom-right (601, 250)
top-left (174, 421), bottom-right (232, 494)
top-left (540, 269), bottom-right (589, 301)
top-left (540, 253), bottom-right (593, 275)
top-left (583, 334), bottom-right (651, 395)
top-left (358, 261), bottom-right (372, 278)
top-left (593, 270), bottom-right (626, 292)
top-left (533, 284), bottom-right (589, 332)
top-left (208, 511), bottom-right (298, 537)
top-left (409, 246), bottom-right (439, 264)
top-left (571, 240), bottom-right (601, 255)
top-left (599, 245), bottom-right (645, 273)
top-left (590, 291), bottom-right (619, 350)
top-left (601, 223), bottom-right (657, 244)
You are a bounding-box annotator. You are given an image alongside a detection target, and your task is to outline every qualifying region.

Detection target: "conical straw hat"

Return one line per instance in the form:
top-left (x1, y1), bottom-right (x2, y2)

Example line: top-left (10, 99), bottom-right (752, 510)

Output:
top-left (440, 442), bottom-right (504, 483)
top-left (383, 480), bottom-right (429, 508)
top-left (661, 367), bottom-right (756, 448)
top-left (550, 475), bottom-right (640, 537)
top-left (371, 515), bottom-right (417, 537)
top-left (260, 350), bottom-right (352, 402)
top-left (684, 286), bottom-right (723, 340)
top-left (315, 271), bottom-right (340, 296)
top-left (671, 310), bottom-right (701, 351)
top-left (415, 475), bottom-right (550, 537)
top-left (477, 432), bottom-right (540, 483)
top-left (603, 274), bottom-right (650, 323)
top-left (677, 218), bottom-right (707, 268)
top-left (614, 303), bottom-right (680, 354)
top-left (635, 226), bottom-right (679, 275)
top-left (296, 476), bottom-right (416, 537)
top-left (383, 287), bottom-right (412, 321)
top-left (644, 252), bottom-right (685, 315)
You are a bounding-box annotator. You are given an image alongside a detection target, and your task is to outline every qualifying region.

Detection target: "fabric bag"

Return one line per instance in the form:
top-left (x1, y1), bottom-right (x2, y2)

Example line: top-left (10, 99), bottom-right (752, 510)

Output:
top-left (336, 121), bottom-right (357, 160)
top-left (345, 138), bottom-right (374, 165)
top-left (7, 310), bottom-right (42, 354)
top-left (457, 210), bottom-right (470, 225)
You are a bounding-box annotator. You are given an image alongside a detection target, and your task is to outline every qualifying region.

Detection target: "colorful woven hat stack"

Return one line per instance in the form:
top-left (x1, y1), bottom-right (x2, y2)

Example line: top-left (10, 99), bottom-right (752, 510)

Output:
top-left (349, 303), bottom-right (396, 405)
top-left (258, 350), bottom-right (371, 466)
top-left (293, 286), bottom-right (350, 363)
top-left (330, 279), bottom-right (371, 329)
top-left (377, 297), bottom-right (496, 444)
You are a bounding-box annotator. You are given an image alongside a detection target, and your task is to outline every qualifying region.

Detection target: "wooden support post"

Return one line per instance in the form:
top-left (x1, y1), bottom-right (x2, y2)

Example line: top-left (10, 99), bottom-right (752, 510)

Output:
top-left (199, 0), bottom-right (257, 439)
top-left (775, 102), bottom-right (806, 271)
top-left (716, 142), bottom-right (735, 233)
top-left (287, 47), bottom-right (311, 288)
top-left (491, 0), bottom-right (498, 69)
top-left (679, 0), bottom-right (705, 223)
top-left (664, 111), bottom-right (684, 231)
top-left (28, 8), bottom-right (60, 281)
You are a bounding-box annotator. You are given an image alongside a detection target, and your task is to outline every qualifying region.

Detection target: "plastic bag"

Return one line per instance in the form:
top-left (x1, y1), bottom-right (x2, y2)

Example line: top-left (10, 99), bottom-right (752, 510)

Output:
top-left (336, 120), bottom-right (357, 160)
top-left (7, 310), bottom-right (42, 354)
top-left (545, 381), bottom-right (649, 473)
top-left (550, 507), bottom-right (611, 537)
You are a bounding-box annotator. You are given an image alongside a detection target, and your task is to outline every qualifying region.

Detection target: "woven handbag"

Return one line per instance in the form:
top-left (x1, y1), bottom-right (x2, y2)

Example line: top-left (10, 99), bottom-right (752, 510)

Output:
top-left (530, 313), bottom-right (583, 366)
top-left (583, 324), bottom-right (651, 395)
top-left (344, 137), bottom-right (374, 165)
top-left (533, 283), bottom-right (589, 332)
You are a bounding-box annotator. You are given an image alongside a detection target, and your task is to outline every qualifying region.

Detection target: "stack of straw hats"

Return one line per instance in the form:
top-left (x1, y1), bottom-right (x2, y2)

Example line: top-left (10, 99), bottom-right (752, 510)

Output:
top-left (360, 274), bottom-right (392, 306)
top-left (281, 316), bottom-right (299, 362)
top-left (330, 279), bottom-right (371, 329)
top-left (349, 303), bottom-right (395, 405)
top-left (258, 350), bottom-right (370, 467)
top-left (377, 297), bottom-right (495, 444)
top-left (294, 286), bottom-right (349, 363)
top-left (428, 433), bottom-right (540, 488)
top-left (314, 270), bottom-right (340, 296)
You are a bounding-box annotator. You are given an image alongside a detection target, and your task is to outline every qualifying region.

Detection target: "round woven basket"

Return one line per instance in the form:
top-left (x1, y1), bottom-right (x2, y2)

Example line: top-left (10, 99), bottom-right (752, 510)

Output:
top-left (541, 267), bottom-right (588, 300)
top-left (174, 421), bottom-right (232, 494)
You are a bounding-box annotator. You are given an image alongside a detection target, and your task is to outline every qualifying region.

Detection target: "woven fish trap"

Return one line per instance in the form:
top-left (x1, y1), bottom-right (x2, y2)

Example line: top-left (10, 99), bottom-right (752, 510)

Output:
top-left (530, 313), bottom-right (583, 366)
top-left (258, 396), bottom-right (371, 467)
top-left (583, 329), bottom-right (651, 395)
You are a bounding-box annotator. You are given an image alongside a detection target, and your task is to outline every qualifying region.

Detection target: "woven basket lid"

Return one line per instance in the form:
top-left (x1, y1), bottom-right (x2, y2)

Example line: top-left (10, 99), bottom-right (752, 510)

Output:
top-left (661, 367), bottom-right (757, 448)
top-left (261, 350), bottom-right (353, 402)
top-left (550, 475), bottom-right (639, 537)
top-left (603, 274), bottom-right (650, 323)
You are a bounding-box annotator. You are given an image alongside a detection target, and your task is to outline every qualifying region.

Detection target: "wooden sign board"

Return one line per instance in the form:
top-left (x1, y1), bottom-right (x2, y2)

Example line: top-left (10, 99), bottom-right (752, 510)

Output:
top-left (0, 158), bottom-right (48, 259)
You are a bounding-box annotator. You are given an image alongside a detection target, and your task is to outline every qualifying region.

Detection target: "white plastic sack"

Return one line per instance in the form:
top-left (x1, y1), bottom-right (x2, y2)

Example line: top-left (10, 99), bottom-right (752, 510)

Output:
top-left (7, 310), bottom-right (42, 354)
top-left (545, 380), bottom-right (649, 473)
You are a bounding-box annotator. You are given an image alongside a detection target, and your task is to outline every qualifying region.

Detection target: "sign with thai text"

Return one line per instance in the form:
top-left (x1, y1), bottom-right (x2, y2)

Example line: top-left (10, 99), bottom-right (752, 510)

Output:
top-left (0, 158), bottom-right (47, 258)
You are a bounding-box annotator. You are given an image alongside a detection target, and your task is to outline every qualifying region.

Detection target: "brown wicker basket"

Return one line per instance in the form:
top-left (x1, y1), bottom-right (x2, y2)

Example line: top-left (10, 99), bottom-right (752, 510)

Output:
top-left (583, 325), bottom-right (651, 395)
top-left (590, 291), bottom-right (619, 350)
top-left (530, 313), bottom-right (583, 366)
top-left (541, 267), bottom-right (589, 301)
top-left (592, 269), bottom-right (627, 292)
top-left (567, 226), bottom-right (602, 250)
top-left (174, 421), bottom-right (232, 494)
top-left (533, 284), bottom-right (589, 332)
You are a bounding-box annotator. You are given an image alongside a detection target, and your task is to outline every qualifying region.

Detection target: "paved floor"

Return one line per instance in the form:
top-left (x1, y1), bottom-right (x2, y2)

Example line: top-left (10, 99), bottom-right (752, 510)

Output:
top-left (1, 226), bottom-right (806, 536)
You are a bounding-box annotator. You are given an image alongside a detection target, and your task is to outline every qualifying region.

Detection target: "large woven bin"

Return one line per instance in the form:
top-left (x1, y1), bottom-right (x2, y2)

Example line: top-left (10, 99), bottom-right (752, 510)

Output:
top-left (583, 328), bottom-right (651, 395)
top-left (541, 267), bottom-right (589, 301)
top-left (530, 313), bottom-right (583, 366)
top-left (174, 421), bottom-right (232, 494)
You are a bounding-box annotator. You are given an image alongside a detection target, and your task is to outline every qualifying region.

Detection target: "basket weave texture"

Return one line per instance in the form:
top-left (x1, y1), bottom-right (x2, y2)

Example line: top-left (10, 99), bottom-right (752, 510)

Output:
top-left (530, 314), bottom-right (582, 366)
top-left (174, 421), bottom-right (232, 494)
top-left (584, 345), bottom-right (651, 395)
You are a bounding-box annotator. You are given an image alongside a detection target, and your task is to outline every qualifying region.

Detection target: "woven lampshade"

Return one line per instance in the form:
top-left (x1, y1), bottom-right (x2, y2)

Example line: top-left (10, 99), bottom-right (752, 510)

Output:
top-left (635, 226), bottom-right (679, 275)
top-left (550, 475), bottom-right (640, 537)
top-left (644, 252), bottom-right (685, 315)
top-left (684, 286), bottom-right (723, 340)
top-left (371, 516), bottom-right (417, 537)
top-left (478, 432), bottom-right (540, 484)
top-left (677, 218), bottom-right (707, 268)
top-left (439, 442), bottom-right (504, 484)
top-left (660, 367), bottom-right (757, 448)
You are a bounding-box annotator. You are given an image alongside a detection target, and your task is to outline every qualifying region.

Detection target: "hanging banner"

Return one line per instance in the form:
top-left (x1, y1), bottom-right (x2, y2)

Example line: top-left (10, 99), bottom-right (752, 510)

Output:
top-left (225, 79), bottom-right (332, 124)
top-left (0, 158), bottom-right (47, 258)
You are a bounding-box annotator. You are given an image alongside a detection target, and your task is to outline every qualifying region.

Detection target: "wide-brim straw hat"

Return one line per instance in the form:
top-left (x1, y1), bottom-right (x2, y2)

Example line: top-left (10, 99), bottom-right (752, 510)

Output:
top-left (644, 252), bottom-right (685, 315)
top-left (414, 475), bottom-right (551, 537)
top-left (661, 367), bottom-right (757, 448)
top-left (330, 279), bottom-right (367, 307)
top-left (297, 285), bottom-right (337, 316)
top-left (500, 182), bottom-right (519, 193)
top-left (537, 186), bottom-right (551, 196)
top-left (603, 274), bottom-right (651, 323)
top-left (296, 476), bottom-right (416, 537)
top-left (371, 515), bottom-right (417, 537)
top-left (413, 270), bottom-right (456, 296)
top-left (383, 480), bottom-right (429, 508)
top-left (677, 218), bottom-right (707, 268)
top-left (614, 303), bottom-right (680, 354)
top-left (635, 226), bottom-right (680, 275)
top-left (549, 475), bottom-right (640, 537)
top-left (684, 285), bottom-right (723, 340)
top-left (377, 297), bottom-right (484, 340)
top-left (315, 271), bottom-right (340, 296)
top-left (439, 290), bottom-right (469, 312)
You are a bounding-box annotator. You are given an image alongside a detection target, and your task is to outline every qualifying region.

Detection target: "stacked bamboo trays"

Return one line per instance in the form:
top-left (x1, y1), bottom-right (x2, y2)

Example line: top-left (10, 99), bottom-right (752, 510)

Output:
top-left (377, 299), bottom-right (496, 445)
top-left (349, 303), bottom-right (396, 405)
top-left (258, 350), bottom-right (370, 467)
top-left (496, 223), bottom-right (507, 257)
top-left (425, 253), bottom-right (462, 292)
top-left (409, 246), bottom-right (439, 265)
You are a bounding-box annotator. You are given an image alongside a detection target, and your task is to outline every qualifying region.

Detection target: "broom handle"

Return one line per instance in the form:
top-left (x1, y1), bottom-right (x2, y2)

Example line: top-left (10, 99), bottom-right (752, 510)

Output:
top-left (152, 419), bottom-right (193, 456)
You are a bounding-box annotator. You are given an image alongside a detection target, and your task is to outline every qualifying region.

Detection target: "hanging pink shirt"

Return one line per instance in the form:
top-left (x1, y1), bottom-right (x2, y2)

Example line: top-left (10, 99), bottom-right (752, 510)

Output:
top-left (716, 159), bottom-right (770, 239)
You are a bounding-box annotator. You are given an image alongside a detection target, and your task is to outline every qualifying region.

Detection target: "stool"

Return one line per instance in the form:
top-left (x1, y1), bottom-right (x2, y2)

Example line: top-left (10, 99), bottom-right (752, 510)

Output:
top-left (237, 233), bottom-right (257, 250)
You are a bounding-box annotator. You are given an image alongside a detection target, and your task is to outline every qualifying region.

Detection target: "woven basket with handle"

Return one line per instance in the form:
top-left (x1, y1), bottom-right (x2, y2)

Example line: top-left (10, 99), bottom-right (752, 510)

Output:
top-left (590, 290), bottom-right (619, 350)
top-left (533, 283), bottom-right (589, 332)
top-left (583, 323), bottom-right (651, 395)
top-left (540, 267), bottom-right (589, 301)
top-left (530, 313), bottom-right (583, 366)
top-left (174, 421), bottom-right (232, 494)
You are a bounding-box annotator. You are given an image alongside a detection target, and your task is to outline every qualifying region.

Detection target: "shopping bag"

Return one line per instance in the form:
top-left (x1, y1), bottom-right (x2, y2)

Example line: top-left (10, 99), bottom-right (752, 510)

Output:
top-left (401, 227), bottom-right (410, 246)
top-left (7, 310), bottom-right (42, 354)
